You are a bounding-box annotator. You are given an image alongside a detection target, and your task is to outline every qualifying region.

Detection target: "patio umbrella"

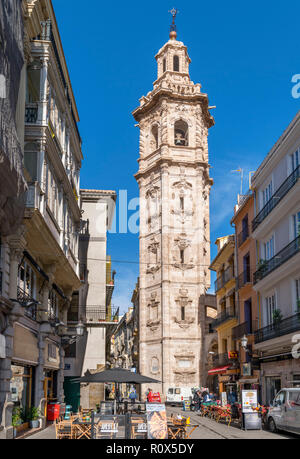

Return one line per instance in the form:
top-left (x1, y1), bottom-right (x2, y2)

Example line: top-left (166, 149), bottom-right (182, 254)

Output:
top-left (77, 368), bottom-right (160, 384)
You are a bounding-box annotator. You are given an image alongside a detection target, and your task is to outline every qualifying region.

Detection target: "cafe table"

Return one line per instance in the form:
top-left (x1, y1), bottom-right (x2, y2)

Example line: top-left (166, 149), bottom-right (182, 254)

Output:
top-left (73, 417), bottom-right (92, 439)
top-left (167, 420), bottom-right (199, 439)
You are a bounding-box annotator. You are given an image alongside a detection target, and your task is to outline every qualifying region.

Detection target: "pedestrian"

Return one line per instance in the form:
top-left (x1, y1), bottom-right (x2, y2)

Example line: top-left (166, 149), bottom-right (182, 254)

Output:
top-left (129, 386), bottom-right (137, 404)
top-left (147, 388), bottom-right (153, 402)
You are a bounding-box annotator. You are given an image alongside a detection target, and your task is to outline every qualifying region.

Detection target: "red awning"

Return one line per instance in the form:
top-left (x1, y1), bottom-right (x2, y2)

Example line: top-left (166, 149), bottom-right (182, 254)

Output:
top-left (208, 365), bottom-right (230, 375)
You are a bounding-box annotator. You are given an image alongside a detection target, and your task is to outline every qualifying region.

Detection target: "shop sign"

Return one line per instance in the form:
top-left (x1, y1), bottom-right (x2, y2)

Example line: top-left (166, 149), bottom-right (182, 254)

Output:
top-left (242, 412), bottom-right (262, 430)
top-left (146, 403), bottom-right (168, 439)
top-left (228, 351), bottom-right (238, 359)
top-left (242, 390), bottom-right (258, 413)
top-left (0, 334), bottom-right (6, 359)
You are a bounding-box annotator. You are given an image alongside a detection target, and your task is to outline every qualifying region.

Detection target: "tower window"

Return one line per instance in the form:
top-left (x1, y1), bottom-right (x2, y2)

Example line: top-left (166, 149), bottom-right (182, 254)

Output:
top-left (180, 197), bottom-right (184, 211)
top-left (173, 55), bottom-right (179, 72)
top-left (180, 249), bottom-right (185, 264)
top-left (151, 125), bottom-right (159, 150)
top-left (181, 306), bottom-right (185, 321)
top-left (174, 120), bottom-right (188, 146)
top-left (163, 58), bottom-right (166, 73)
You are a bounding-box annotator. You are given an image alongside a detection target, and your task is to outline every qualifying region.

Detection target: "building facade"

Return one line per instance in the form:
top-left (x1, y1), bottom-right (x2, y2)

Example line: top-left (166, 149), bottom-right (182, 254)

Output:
top-left (231, 193), bottom-right (261, 395)
top-left (133, 27), bottom-right (214, 399)
top-left (1, 0), bottom-right (84, 438)
top-left (64, 189), bottom-right (118, 411)
top-left (209, 235), bottom-right (239, 398)
top-left (251, 112), bottom-right (300, 405)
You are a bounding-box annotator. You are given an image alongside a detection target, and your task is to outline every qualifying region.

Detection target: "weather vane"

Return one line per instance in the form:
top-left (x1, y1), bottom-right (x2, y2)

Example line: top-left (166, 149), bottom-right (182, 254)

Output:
top-left (169, 8), bottom-right (179, 32)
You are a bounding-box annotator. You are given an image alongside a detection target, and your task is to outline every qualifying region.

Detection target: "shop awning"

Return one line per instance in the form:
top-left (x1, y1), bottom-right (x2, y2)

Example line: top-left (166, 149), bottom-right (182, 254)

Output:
top-left (208, 365), bottom-right (230, 375)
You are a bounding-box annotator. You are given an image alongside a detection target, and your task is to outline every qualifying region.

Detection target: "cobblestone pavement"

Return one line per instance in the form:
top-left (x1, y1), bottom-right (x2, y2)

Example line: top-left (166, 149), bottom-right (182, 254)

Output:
top-left (26, 424), bottom-right (56, 439)
top-left (167, 406), bottom-right (298, 439)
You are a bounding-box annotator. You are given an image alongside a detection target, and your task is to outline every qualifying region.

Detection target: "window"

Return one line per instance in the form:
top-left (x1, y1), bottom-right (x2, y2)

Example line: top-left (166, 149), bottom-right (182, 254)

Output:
top-left (18, 261), bottom-right (36, 299)
top-left (180, 249), bottom-right (185, 264)
top-left (266, 294), bottom-right (276, 325)
top-left (173, 55), bottom-right (179, 72)
top-left (48, 291), bottom-right (59, 321)
top-left (291, 149), bottom-right (299, 172)
top-left (150, 125), bottom-right (159, 151)
top-left (293, 212), bottom-right (300, 238)
top-left (264, 235), bottom-right (274, 261)
top-left (24, 143), bottom-right (38, 181)
top-left (274, 391), bottom-right (286, 406)
top-left (175, 388), bottom-right (181, 394)
top-left (180, 197), bottom-right (184, 211)
top-left (168, 388), bottom-right (174, 394)
top-left (262, 181), bottom-right (273, 207)
top-left (181, 306), bottom-right (185, 321)
top-left (163, 58), bottom-right (166, 73)
top-left (174, 120), bottom-right (188, 146)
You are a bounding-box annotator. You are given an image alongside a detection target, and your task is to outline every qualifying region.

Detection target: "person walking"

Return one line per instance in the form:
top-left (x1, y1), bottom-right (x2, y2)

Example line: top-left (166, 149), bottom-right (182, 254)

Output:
top-left (129, 386), bottom-right (137, 404)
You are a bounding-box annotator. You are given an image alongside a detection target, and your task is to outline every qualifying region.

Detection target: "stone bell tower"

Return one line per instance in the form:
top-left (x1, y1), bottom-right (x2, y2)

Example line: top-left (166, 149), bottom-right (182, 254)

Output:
top-left (133, 14), bottom-right (214, 398)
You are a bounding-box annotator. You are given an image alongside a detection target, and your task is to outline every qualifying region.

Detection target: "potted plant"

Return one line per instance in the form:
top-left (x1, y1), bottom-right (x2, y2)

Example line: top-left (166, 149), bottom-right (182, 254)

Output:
top-left (12, 407), bottom-right (23, 437)
top-left (272, 309), bottom-right (283, 328)
top-left (257, 259), bottom-right (268, 278)
top-left (29, 407), bottom-right (41, 429)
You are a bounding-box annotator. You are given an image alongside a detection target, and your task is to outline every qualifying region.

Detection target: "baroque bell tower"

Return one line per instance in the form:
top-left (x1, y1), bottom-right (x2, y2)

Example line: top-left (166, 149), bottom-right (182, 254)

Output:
top-left (133, 12), bottom-right (214, 398)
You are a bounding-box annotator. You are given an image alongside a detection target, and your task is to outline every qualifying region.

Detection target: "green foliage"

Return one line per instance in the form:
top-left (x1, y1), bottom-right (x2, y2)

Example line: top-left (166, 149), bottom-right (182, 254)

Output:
top-left (272, 309), bottom-right (283, 324)
top-left (12, 407), bottom-right (25, 427)
top-left (29, 406), bottom-right (41, 421)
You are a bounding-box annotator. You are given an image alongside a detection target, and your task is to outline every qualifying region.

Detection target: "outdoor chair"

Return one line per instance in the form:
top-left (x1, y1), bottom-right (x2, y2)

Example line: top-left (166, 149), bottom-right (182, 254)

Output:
top-left (55, 418), bottom-right (74, 439)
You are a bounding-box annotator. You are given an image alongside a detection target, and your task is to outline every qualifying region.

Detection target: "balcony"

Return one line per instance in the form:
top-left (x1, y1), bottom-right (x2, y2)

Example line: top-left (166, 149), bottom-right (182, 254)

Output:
top-left (210, 352), bottom-right (239, 367)
top-left (17, 287), bottom-right (38, 321)
top-left (25, 103), bottom-right (38, 123)
top-left (85, 306), bottom-right (119, 324)
top-left (252, 165), bottom-right (300, 232)
top-left (238, 226), bottom-right (250, 247)
top-left (253, 236), bottom-right (300, 284)
top-left (211, 307), bottom-right (237, 329)
top-left (232, 320), bottom-right (258, 340)
top-left (254, 312), bottom-right (300, 344)
top-left (214, 265), bottom-right (234, 292)
top-left (236, 269), bottom-right (253, 289)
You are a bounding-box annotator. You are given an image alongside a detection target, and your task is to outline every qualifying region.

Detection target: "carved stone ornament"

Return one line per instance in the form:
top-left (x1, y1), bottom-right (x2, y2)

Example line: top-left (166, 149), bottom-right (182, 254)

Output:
top-left (172, 179), bottom-right (192, 191)
top-left (146, 293), bottom-right (160, 331)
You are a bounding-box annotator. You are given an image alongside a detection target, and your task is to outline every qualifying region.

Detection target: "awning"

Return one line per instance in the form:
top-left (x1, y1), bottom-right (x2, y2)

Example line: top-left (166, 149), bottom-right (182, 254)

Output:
top-left (208, 365), bottom-right (230, 375)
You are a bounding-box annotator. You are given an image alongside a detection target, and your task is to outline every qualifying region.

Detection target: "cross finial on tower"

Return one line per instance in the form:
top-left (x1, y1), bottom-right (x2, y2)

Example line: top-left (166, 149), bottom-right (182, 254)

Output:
top-left (169, 8), bottom-right (179, 39)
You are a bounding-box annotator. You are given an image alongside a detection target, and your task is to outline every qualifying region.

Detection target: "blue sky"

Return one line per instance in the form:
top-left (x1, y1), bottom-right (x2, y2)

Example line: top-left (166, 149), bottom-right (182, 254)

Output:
top-left (53, 0), bottom-right (300, 314)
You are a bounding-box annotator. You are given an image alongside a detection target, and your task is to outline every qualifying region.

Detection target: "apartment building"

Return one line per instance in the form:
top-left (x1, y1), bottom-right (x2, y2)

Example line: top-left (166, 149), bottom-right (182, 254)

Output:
top-left (231, 193), bottom-right (261, 394)
top-left (64, 189), bottom-right (118, 411)
top-left (1, 0), bottom-right (84, 438)
top-left (209, 235), bottom-right (239, 397)
top-left (251, 111), bottom-right (300, 404)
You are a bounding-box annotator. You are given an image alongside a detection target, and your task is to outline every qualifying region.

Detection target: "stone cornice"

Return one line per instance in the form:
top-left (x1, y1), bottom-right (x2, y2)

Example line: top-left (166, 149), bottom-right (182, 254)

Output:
top-left (134, 157), bottom-right (211, 181)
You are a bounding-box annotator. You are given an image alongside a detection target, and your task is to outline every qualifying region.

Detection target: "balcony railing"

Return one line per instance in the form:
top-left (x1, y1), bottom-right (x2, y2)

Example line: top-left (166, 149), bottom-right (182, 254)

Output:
top-left (253, 236), bottom-right (300, 284)
top-left (236, 269), bottom-right (253, 289)
top-left (25, 103), bottom-right (38, 123)
top-left (232, 320), bottom-right (258, 340)
top-left (85, 306), bottom-right (119, 323)
top-left (211, 307), bottom-right (237, 329)
top-left (254, 312), bottom-right (300, 344)
top-left (214, 266), bottom-right (235, 292)
top-left (252, 165), bottom-right (300, 231)
top-left (238, 226), bottom-right (250, 247)
top-left (210, 352), bottom-right (239, 367)
top-left (17, 287), bottom-right (38, 321)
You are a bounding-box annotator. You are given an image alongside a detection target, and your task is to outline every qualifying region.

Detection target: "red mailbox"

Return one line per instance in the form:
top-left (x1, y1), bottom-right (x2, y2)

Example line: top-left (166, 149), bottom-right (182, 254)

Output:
top-left (47, 403), bottom-right (60, 421)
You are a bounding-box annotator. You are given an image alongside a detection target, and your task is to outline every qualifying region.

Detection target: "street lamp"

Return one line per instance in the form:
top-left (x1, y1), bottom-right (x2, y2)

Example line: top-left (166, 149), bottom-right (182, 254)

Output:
top-left (240, 335), bottom-right (248, 350)
top-left (76, 320), bottom-right (85, 337)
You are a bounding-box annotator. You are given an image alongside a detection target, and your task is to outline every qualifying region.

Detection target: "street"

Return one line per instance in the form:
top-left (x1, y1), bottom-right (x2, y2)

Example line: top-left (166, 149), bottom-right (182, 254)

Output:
top-left (25, 407), bottom-right (299, 440)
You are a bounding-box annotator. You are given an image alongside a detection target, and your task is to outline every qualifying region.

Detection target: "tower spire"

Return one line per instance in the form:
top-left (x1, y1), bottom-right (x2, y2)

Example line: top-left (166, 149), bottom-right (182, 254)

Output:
top-left (169, 8), bottom-right (179, 40)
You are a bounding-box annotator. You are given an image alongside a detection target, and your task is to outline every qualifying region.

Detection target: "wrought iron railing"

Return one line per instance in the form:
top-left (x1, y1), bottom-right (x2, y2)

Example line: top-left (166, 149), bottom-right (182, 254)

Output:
top-left (238, 226), bottom-right (249, 247)
top-left (252, 165), bottom-right (300, 231)
top-left (25, 103), bottom-right (38, 123)
top-left (17, 287), bottom-right (38, 321)
top-left (254, 312), bottom-right (300, 344)
top-left (85, 306), bottom-right (119, 323)
top-left (236, 269), bottom-right (253, 289)
top-left (211, 307), bottom-right (237, 329)
top-left (232, 320), bottom-right (258, 340)
top-left (253, 236), bottom-right (300, 284)
top-left (214, 265), bottom-right (234, 292)
top-left (210, 352), bottom-right (239, 367)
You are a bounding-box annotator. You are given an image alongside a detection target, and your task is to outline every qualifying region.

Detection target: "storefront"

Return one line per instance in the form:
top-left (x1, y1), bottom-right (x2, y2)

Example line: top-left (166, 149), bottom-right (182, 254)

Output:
top-left (43, 339), bottom-right (61, 417)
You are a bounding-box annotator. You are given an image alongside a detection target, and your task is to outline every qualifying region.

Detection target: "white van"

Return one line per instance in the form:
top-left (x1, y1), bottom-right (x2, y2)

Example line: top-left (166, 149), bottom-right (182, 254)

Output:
top-left (166, 387), bottom-right (193, 405)
top-left (267, 388), bottom-right (300, 435)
